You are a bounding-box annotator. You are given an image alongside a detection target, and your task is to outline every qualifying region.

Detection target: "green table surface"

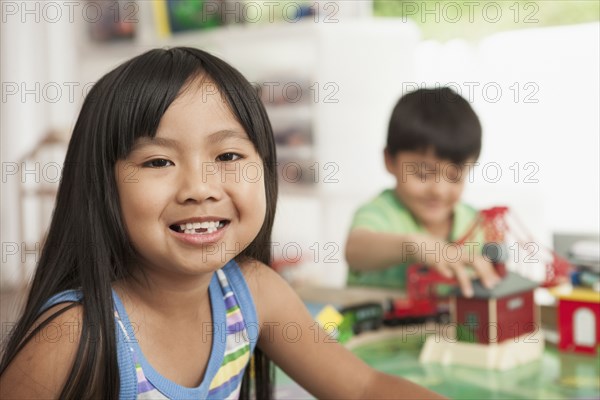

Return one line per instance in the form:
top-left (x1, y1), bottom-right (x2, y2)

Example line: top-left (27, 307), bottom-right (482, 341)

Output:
top-left (274, 327), bottom-right (600, 399)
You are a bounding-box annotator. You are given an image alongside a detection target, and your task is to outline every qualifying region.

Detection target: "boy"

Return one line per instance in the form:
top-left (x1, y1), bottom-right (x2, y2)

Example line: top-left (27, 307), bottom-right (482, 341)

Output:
top-left (345, 87), bottom-right (500, 297)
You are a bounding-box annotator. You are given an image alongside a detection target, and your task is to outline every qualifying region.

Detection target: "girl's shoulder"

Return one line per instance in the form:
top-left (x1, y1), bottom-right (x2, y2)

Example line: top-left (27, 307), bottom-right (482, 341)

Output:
top-left (0, 300), bottom-right (83, 398)
top-left (221, 258), bottom-right (269, 296)
top-left (234, 258), bottom-right (278, 294)
top-left (234, 258), bottom-right (299, 324)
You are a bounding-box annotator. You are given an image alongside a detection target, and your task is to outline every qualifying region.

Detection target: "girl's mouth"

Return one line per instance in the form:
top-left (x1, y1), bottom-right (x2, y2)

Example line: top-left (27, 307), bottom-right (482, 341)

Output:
top-left (169, 220), bottom-right (230, 235)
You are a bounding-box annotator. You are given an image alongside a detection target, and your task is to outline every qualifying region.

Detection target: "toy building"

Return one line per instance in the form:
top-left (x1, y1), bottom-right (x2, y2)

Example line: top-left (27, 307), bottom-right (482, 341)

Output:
top-left (420, 237), bottom-right (545, 370)
top-left (420, 271), bottom-right (544, 370)
top-left (553, 286), bottom-right (600, 355)
top-left (419, 206), bottom-right (575, 370)
top-left (453, 272), bottom-right (539, 345)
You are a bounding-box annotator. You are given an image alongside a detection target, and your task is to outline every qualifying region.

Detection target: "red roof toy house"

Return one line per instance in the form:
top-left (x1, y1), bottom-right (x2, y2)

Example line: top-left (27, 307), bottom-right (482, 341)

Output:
top-left (420, 271), bottom-right (545, 370)
top-left (453, 272), bottom-right (539, 346)
top-left (419, 206), bottom-right (570, 370)
top-left (553, 287), bottom-right (600, 355)
top-left (420, 240), bottom-right (545, 370)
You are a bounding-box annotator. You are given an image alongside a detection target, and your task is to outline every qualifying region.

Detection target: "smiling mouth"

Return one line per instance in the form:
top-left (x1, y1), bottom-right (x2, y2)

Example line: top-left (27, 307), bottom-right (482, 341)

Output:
top-left (169, 220), bottom-right (230, 234)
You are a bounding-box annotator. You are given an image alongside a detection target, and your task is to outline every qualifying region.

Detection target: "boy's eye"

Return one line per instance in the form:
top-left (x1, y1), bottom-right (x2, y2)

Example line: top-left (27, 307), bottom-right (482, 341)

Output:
top-left (217, 153), bottom-right (241, 162)
top-left (143, 159), bottom-right (173, 168)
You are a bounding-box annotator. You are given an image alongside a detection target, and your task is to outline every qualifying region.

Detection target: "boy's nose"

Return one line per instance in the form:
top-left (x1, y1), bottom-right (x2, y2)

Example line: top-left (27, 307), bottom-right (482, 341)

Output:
top-left (428, 175), bottom-right (451, 198)
top-left (175, 163), bottom-right (223, 204)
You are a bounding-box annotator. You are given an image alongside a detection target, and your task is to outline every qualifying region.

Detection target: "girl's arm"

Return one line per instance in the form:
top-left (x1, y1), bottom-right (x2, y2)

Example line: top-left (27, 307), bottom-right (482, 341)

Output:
top-left (0, 303), bottom-right (82, 399)
top-left (241, 261), bottom-right (446, 399)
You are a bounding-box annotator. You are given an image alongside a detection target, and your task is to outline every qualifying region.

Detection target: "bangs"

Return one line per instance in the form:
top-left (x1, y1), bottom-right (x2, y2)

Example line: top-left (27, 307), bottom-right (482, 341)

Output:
top-left (400, 113), bottom-right (481, 163)
top-left (92, 50), bottom-right (206, 162)
top-left (81, 47), bottom-right (272, 167)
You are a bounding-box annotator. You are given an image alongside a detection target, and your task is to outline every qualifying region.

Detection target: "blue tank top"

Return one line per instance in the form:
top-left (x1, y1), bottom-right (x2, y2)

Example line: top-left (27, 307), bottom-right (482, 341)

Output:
top-left (40, 260), bottom-right (258, 399)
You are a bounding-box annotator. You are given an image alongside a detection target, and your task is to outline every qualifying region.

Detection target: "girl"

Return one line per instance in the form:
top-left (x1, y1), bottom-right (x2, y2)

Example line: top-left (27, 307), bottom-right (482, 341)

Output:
top-left (0, 47), bottom-right (443, 400)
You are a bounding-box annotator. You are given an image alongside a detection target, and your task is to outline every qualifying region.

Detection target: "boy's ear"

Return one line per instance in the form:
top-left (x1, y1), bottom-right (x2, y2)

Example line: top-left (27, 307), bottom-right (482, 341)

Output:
top-left (384, 148), bottom-right (395, 174)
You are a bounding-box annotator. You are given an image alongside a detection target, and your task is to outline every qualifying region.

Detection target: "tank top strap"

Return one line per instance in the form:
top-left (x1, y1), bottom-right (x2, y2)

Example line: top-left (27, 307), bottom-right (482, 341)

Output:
top-left (207, 260), bottom-right (257, 399)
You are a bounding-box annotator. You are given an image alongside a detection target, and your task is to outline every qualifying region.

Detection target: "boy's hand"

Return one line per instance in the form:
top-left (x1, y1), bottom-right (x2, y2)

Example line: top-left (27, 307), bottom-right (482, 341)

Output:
top-left (408, 234), bottom-right (501, 297)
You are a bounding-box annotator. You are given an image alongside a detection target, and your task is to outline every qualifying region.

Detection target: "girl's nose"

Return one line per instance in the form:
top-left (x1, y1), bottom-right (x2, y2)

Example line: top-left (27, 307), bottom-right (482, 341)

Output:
top-left (175, 162), bottom-right (223, 204)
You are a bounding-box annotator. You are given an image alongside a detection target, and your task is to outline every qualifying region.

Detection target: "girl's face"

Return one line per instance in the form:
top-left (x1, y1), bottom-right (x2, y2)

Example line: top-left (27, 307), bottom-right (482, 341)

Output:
top-left (115, 82), bottom-right (266, 277)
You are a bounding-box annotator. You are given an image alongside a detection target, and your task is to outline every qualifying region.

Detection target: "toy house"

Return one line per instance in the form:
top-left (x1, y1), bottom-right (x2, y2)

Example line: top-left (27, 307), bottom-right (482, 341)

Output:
top-left (454, 272), bottom-right (538, 345)
top-left (420, 237), bottom-right (544, 369)
top-left (420, 270), bottom-right (545, 370)
top-left (417, 206), bottom-right (573, 370)
top-left (553, 287), bottom-right (600, 355)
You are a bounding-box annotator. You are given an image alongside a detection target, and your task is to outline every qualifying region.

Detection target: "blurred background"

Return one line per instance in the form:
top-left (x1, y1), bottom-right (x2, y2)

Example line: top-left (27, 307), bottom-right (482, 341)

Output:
top-left (1, 0), bottom-right (599, 296)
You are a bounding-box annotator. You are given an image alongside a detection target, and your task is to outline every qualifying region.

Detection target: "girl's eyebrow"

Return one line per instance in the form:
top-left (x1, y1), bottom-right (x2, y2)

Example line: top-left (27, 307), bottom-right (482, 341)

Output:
top-left (130, 137), bottom-right (181, 152)
top-left (131, 130), bottom-right (250, 152)
top-left (207, 129), bottom-right (251, 145)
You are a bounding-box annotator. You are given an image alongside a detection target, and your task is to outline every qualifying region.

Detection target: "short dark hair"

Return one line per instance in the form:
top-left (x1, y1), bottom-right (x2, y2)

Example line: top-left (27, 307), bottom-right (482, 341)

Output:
top-left (386, 87), bottom-right (481, 163)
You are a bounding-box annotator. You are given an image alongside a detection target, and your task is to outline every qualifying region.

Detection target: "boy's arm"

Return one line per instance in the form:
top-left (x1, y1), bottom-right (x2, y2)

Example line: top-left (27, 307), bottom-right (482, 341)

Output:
top-left (0, 303), bottom-right (82, 399)
top-left (241, 261), bottom-right (446, 399)
top-left (345, 228), bottom-right (419, 271)
top-left (345, 228), bottom-right (500, 297)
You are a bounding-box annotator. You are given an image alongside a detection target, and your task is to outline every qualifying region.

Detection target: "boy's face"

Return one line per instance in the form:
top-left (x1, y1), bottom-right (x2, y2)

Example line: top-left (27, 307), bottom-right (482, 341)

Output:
top-left (385, 149), bottom-right (474, 230)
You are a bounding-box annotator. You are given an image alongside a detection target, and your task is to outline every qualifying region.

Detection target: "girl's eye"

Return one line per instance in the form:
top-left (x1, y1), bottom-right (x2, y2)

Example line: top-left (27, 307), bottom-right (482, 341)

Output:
top-left (143, 159), bottom-right (173, 168)
top-left (217, 153), bottom-right (241, 162)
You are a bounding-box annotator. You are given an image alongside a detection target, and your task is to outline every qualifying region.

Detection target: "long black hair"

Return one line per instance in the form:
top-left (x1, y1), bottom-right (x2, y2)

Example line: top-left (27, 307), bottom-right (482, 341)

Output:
top-left (0, 47), bottom-right (277, 399)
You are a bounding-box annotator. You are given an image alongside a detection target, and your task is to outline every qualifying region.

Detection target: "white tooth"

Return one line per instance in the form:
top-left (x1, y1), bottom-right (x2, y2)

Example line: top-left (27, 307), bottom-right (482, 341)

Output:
top-left (193, 222), bottom-right (201, 229)
top-left (186, 222), bottom-right (193, 229)
top-left (198, 221), bottom-right (208, 229)
top-left (180, 224), bottom-right (186, 231)
top-left (184, 229), bottom-right (191, 234)
top-left (208, 227), bottom-right (216, 233)
top-left (208, 221), bottom-right (215, 228)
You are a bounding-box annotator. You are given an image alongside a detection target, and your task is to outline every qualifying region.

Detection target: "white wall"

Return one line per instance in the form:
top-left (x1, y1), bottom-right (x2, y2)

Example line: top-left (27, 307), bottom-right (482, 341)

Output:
top-left (410, 23), bottom-right (600, 247)
top-left (475, 23), bottom-right (600, 238)
top-left (1, 8), bottom-right (78, 289)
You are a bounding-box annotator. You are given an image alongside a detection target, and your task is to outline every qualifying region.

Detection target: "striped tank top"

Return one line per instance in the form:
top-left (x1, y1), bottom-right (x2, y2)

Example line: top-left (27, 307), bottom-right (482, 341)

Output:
top-left (40, 260), bottom-right (258, 399)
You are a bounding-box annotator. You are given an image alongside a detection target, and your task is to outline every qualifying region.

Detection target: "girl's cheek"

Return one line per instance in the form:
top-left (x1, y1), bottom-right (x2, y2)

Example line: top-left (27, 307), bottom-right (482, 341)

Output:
top-left (224, 161), bottom-right (263, 187)
top-left (115, 161), bottom-right (145, 193)
top-left (223, 161), bottom-right (262, 186)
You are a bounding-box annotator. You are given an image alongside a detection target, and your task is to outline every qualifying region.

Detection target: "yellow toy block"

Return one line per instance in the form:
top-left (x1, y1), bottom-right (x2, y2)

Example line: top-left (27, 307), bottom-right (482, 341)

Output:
top-left (316, 305), bottom-right (344, 334)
